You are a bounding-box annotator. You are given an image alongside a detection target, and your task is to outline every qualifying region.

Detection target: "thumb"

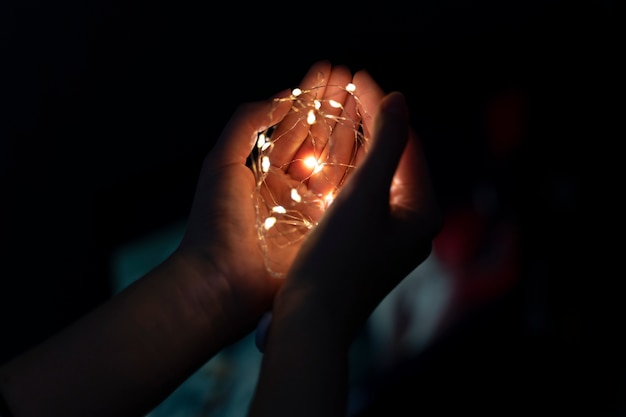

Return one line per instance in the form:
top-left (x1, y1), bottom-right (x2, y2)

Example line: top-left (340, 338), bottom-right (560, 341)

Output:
top-left (354, 92), bottom-right (410, 201)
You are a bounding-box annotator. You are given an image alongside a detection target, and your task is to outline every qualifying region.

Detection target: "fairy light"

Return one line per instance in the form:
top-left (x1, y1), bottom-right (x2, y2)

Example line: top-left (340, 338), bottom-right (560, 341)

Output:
top-left (261, 156), bottom-right (270, 173)
top-left (303, 156), bottom-right (324, 174)
top-left (328, 99), bottom-right (342, 108)
top-left (257, 133), bottom-right (266, 148)
top-left (290, 188), bottom-right (302, 203)
top-left (264, 217), bottom-right (277, 230)
top-left (248, 75), bottom-right (371, 277)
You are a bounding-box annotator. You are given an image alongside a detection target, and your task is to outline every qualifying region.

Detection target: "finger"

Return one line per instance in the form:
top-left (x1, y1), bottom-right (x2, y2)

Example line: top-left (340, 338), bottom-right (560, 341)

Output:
top-left (385, 127), bottom-right (441, 281)
top-left (300, 64), bottom-right (353, 155)
top-left (352, 69), bottom-right (385, 147)
top-left (288, 64), bottom-right (353, 180)
top-left (353, 92), bottom-right (410, 204)
top-left (304, 69), bottom-right (383, 199)
top-left (391, 127), bottom-right (437, 215)
top-left (287, 94), bottom-right (411, 296)
top-left (266, 60), bottom-right (333, 170)
top-left (307, 91), bottom-right (360, 198)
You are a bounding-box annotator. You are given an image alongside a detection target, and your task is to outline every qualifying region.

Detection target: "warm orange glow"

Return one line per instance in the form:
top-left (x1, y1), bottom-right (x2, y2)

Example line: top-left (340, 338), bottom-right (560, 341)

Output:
top-left (324, 192), bottom-right (335, 207)
top-left (303, 156), bottom-right (323, 174)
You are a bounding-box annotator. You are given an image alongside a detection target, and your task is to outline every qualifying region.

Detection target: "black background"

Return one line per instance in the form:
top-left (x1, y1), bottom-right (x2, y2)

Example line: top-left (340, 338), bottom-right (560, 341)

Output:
top-left (1, 0), bottom-right (621, 414)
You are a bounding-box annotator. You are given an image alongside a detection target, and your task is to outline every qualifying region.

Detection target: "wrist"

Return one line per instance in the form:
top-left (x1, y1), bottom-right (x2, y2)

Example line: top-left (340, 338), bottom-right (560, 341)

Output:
top-left (165, 248), bottom-right (231, 324)
top-left (165, 249), bottom-right (255, 346)
top-left (251, 284), bottom-right (352, 417)
top-left (272, 283), bottom-right (355, 350)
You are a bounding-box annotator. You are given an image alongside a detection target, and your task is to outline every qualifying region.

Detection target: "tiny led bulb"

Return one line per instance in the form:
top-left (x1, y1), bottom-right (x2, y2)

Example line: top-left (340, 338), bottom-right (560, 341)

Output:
top-left (264, 216), bottom-right (277, 230)
top-left (346, 83), bottom-right (356, 93)
top-left (324, 192), bottom-right (334, 206)
top-left (307, 109), bottom-right (316, 125)
top-left (304, 156), bottom-right (323, 174)
top-left (291, 188), bottom-right (302, 203)
top-left (257, 134), bottom-right (266, 148)
top-left (303, 156), bottom-right (317, 169)
top-left (314, 100), bottom-right (321, 110)
top-left (329, 99), bottom-right (342, 109)
top-left (261, 156), bottom-right (270, 173)
top-left (292, 88), bottom-right (302, 97)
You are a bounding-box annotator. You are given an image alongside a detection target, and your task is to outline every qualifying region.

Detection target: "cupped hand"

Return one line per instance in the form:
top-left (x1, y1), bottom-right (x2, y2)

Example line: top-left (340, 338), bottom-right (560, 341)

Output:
top-left (276, 72), bottom-right (443, 343)
top-left (173, 61), bottom-right (373, 333)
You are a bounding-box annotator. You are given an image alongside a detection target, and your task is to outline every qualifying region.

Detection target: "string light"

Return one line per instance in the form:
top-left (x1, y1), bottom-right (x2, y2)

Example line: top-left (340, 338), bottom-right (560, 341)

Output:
top-left (248, 77), bottom-right (370, 277)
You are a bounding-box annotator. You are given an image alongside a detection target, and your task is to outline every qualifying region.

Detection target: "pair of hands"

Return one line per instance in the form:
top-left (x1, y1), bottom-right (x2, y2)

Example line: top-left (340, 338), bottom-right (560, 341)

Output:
top-left (0, 60), bottom-right (440, 417)
top-left (176, 60), bottom-right (441, 344)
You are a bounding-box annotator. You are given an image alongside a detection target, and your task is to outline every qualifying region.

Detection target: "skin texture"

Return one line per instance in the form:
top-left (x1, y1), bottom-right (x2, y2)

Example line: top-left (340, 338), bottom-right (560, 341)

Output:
top-left (248, 80), bottom-right (441, 417)
top-left (0, 61), bottom-right (441, 417)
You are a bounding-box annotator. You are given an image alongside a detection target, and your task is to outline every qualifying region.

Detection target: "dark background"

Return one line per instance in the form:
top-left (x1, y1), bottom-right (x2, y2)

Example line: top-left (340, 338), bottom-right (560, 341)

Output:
top-left (1, 0), bottom-right (621, 415)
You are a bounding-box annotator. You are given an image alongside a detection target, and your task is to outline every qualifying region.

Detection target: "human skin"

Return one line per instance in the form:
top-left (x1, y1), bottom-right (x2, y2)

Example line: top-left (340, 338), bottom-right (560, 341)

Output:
top-left (0, 60), bottom-right (362, 417)
top-left (248, 85), bottom-right (442, 416)
top-left (0, 61), bottom-right (441, 417)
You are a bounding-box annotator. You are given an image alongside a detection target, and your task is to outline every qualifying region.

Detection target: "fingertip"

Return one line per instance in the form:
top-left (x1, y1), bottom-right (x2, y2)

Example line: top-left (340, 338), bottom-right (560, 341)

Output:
top-left (269, 87), bottom-right (294, 100)
top-left (380, 92), bottom-right (408, 117)
top-left (301, 60), bottom-right (332, 87)
top-left (352, 68), bottom-right (373, 84)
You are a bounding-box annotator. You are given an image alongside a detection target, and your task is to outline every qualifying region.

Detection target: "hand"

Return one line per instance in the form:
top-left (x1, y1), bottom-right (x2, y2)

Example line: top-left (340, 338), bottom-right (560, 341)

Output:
top-left (248, 73), bottom-right (442, 417)
top-left (275, 74), bottom-right (442, 343)
top-left (174, 61), bottom-right (370, 336)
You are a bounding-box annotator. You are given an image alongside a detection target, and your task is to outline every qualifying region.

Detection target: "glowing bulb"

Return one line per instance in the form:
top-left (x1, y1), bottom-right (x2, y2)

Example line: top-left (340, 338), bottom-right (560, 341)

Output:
top-left (303, 156), bottom-right (317, 169)
top-left (264, 216), bottom-right (277, 230)
top-left (303, 156), bottom-right (323, 174)
top-left (249, 79), bottom-right (369, 278)
top-left (272, 205), bottom-right (286, 214)
top-left (324, 192), bottom-right (335, 207)
top-left (257, 134), bottom-right (266, 148)
top-left (291, 188), bottom-right (302, 203)
top-left (261, 156), bottom-right (270, 173)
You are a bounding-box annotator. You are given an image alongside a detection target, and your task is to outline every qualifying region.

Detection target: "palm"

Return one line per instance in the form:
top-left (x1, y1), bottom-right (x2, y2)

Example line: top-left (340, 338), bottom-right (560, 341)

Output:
top-left (180, 62), bottom-right (385, 318)
top-left (250, 62), bottom-right (367, 277)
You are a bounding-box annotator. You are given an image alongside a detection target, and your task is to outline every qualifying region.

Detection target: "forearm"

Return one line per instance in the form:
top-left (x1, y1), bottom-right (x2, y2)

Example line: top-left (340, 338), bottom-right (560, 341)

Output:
top-left (248, 290), bottom-right (352, 417)
top-left (0, 252), bottom-right (239, 417)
